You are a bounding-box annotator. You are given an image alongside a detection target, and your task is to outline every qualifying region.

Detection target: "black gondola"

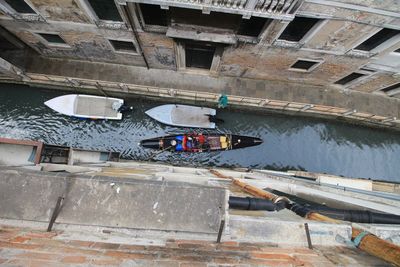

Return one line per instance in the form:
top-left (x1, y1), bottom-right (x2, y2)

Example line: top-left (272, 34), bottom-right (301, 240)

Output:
top-left (140, 133), bottom-right (262, 152)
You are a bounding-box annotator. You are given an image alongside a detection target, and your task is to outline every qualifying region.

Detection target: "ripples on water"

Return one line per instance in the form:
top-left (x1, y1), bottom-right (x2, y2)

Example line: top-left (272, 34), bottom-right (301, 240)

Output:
top-left (1, 84), bottom-right (400, 182)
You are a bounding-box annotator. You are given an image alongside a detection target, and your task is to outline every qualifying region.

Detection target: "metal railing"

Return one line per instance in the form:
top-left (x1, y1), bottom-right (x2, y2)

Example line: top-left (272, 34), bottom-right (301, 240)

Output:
top-left (22, 73), bottom-right (400, 130)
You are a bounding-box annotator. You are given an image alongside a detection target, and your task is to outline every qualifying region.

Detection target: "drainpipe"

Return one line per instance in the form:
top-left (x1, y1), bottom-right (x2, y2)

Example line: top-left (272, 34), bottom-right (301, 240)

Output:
top-left (122, 4), bottom-right (149, 69)
top-left (210, 169), bottom-right (400, 267)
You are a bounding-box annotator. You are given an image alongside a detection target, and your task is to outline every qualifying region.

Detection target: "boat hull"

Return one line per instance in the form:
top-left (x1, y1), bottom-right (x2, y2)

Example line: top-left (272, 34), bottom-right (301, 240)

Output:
top-left (140, 134), bottom-right (262, 152)
top-left (44, 94), bottom-right (124, 120)
top-left (145, 104), bottom-right (216, 128)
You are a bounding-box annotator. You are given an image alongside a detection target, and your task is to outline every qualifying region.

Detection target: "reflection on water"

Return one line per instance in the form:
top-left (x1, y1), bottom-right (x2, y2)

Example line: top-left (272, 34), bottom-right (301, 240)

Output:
top-left (1, 83), bottom-right (400, 182)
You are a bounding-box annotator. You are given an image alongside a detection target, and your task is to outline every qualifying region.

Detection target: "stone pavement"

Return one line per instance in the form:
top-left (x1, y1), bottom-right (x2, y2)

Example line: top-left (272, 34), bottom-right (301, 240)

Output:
top-left (24, 56), bottom-right (400, 118)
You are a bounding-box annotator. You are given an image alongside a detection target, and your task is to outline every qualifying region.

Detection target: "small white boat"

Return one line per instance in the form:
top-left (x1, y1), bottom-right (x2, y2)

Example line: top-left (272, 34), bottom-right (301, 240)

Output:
top-left (44, 94), bottom-right (124, 120)
top-left (145, 104), bottom-right (217, 128)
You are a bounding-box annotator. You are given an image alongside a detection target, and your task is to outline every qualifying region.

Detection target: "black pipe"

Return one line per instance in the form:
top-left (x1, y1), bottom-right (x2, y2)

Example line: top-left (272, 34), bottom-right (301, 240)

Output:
top-left (290, 203), bottom-right (400, 224)
top-left (230, 196), bottom-right (400, 224)
top-left (228, 196), bottom-right (286, 211)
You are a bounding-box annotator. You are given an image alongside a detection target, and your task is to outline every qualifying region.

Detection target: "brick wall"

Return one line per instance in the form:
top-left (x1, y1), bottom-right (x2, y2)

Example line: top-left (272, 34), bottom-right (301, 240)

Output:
top-left (0, 225), bottom-right (336, 267)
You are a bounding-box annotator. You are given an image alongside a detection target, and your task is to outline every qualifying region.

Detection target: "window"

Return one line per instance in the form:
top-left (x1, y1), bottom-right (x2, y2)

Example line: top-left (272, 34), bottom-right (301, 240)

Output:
top-left (355, 28), bottom-right (400, 51)
top-left (37, 33), bottom-right (66, 44)
top-left (290, 59), bottom-right (322, 71)
top-left (334, 72), bottom-right (365, 85)
top-left (237, 17), bottom-right (271, 37)
top-left (380, 82), bottom-right (400, 93)
top-left (87, 0), bottom-right (122, 21)
top-left (109, 39), bottom-right (137, 53)
top-left (4, 0), bottom-right (34, 13)
top-left (185, 43), bottom-right (216, 69)
top-left (278, 17), bottom-right (321, 42)
top-left (394, 48), bottom-right (400, 53)
top-left (171, 7), bottom-right (239, 30)
top-left (139, 4), bottom-right (167, 26)
top-left (0, 37), bottom-right (17, 49)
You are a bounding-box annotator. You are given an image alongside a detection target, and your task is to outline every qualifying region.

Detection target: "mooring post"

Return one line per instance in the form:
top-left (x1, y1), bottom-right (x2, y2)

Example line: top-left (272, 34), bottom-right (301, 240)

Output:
top-left (47, 196), bottom-right (64, 232)
top-left (304, 223), bottom-right (313, 249)
top-left (216, 219), bottom-right (225, 243)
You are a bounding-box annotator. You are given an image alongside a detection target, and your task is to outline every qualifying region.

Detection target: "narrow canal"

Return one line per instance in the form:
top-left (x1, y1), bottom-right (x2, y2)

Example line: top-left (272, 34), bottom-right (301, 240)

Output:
top-left (1, 83), bottom-right (400, 182)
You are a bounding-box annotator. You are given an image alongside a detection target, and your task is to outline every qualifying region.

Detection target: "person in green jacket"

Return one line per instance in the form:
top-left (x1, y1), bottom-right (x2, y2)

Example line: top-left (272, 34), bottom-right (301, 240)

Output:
top-left (218, 94), bottom-right (228, 108)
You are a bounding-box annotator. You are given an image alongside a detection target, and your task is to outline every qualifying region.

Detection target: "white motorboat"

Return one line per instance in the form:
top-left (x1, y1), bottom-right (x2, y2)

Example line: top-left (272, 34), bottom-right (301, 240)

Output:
top-left (44, 94), bottom-right (124, 120)
top-left (145, 104), bottom-right (218, 128)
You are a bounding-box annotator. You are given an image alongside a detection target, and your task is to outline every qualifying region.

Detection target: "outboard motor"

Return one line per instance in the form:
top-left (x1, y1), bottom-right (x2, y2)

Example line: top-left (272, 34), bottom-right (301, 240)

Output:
top-left (112, 101), bottom-right (123, 111)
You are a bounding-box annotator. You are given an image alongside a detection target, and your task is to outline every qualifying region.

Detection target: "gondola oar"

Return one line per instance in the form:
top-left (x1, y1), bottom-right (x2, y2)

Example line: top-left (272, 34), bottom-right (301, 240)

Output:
top-left (146, 145), bottom-right (173, 160)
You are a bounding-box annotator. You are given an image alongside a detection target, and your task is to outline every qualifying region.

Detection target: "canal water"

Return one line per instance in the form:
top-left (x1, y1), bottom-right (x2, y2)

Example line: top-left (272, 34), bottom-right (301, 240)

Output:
top-left (1, 83), bottom-right (400, 182)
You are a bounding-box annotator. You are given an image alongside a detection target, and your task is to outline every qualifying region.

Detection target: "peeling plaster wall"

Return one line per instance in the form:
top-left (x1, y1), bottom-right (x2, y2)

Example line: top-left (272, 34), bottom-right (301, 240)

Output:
top-left (351, 73), bottom-right (400, 93)
top-left (0, 19), bottom-right (145, 66)
top-left (219, 45), bottom-right (370, 86)
top-left (138, 32), bottom-right (176, 69)
top-left (304, 21), bottom-right (378, 52)
top-left (30, 0), bottom-right (90, 23)
top-left (326, 0), bottom-right (400, 13)
top-left (299, 3), bottom-right (398, 28)
top-left (390, 18), bottom-right (400, 28)
top-left (0, 0), bottom-right (399, 94)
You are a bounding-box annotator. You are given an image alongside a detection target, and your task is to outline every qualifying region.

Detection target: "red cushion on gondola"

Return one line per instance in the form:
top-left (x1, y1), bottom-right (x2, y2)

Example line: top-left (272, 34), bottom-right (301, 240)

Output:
top-left (183, 136), bottom-right (187, 151)
top-left (198, 135), bottom-right (205, 144)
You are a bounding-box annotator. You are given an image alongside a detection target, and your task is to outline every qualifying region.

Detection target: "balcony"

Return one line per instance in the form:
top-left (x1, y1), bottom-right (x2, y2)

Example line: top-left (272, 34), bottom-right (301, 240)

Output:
top-left (117, 0), bottom-right (304, 20)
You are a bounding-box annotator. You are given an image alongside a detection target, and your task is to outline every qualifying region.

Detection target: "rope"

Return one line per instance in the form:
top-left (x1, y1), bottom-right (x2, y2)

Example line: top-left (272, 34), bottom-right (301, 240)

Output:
top-left (353, 231), bottom-right (369, 248)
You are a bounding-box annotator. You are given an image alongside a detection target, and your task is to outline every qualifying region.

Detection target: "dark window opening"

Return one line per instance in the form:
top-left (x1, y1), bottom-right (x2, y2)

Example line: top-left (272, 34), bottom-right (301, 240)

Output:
top-left (109, 40), bottom-right (137, 53)
top-left (380, 82), bottom-right (400, 93)
top-left (87, 0), bottom-right (122, 21)
top-left (37, 33), bottom-right (66, 44)
top-left (0, 34), bottom-right (19, 50)
top-left (170, 7), bottom-right (240, 31)
top-left (185, 43), bottom-right (216, 69)
top-left (278, 17), bottom-right (321, 42)
top-left (237, 17), bottom-right (271, 37)
top-left (290, 60), bottom-right (319, 70)
top-left (4, 0), bottom-right (35, 14)
top-left (394, 48), bottom-right (400, 53)
top-left (359, 67), bottom-right (376, 72)
top-left (334, 72), bottom-right (365, 85)
top-left (139, 4), bottom-right (168, 26)
top-left (355, 28), bottom-right (400, 51)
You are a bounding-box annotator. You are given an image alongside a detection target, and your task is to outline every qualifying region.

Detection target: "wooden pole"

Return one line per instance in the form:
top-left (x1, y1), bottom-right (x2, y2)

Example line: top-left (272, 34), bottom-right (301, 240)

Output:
top-left (209, 169), bottom-right (279, 201)
top-left (210, 169), bottom-right (400, 267)
top-left (352, 228), bottom-right (400, 266)
top-left (308, 212), bottom-right (400, 266)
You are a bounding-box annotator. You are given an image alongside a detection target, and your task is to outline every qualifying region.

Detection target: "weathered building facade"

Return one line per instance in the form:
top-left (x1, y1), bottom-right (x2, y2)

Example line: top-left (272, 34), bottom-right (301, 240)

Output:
top-left (0, 0), bottom-right (399, 100)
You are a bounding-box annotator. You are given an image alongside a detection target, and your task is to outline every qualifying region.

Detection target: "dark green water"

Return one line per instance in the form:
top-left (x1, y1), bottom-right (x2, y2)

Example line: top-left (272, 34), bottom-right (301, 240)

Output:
top-left (1, 83), bottom-right (400, 182)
